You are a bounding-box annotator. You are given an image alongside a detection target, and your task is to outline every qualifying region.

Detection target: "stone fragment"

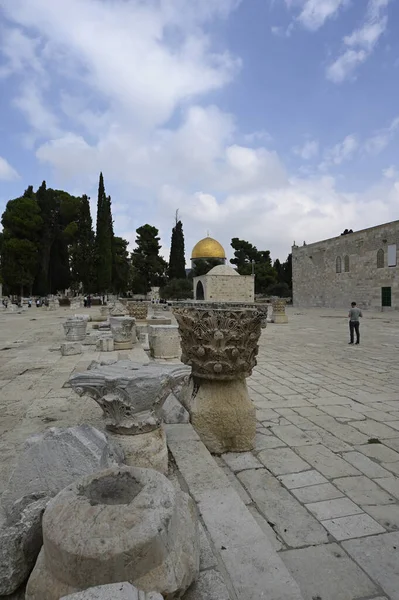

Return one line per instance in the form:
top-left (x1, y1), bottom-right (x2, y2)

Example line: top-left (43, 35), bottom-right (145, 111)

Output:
top-left (281, 543), bottom-right (378, 600)
top-left (26, 467), bottom-right (199, 600)
top-left (148, 325), bottom-right (180, 359)
top-left (1, 425), bottom-right (123, 517)
top-left (60, 582), bottom-right (163, 599)
top-left (160, 393), bottom-right (190, 424)
top-left (96, 337), bottom-right (114, 352)
top-left (61, 342), bottom-right (83, 356)
top-left (107, 428), bottom-right (168, 475)
top-left (110, 316), bottom-right (136, 350)
top-left (0, 497), bottom-right (48, 595)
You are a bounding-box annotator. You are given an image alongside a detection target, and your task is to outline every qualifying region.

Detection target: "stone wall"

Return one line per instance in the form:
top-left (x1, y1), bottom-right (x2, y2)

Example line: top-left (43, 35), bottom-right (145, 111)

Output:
top-left (193, 274), bottom-right (254, 303)
top-left (292, 220), bottom-right (399, 309)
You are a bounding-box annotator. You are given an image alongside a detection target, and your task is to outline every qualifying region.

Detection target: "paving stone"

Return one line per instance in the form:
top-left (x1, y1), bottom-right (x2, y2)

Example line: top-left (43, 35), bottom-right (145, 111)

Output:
top-left (221, 452), bottom-right (263, 472)
top-left (219, 465), bottom-right (252, 505)
top-left (364, 504), bottom-right (399, 531)
top-left (238, 468), bottom-right (329, 547)
top-left (351, 420), bottom-right (399, 439)
top-left (375, 477), bottom-right (399, 500)
top-left (246, 504), bottom-right (285, 551)
top-left (320, 405), bottom-right (367, 420)
top-left (198, 522), bottom-right (217, 570)
top-left (343, 532), bottom-right (399, 599)
top-left (256, 408), bottom-right (280, 421)
top-left (305, 497), bottom-right (363, 520)
top-left (382, 438), bottom-right (399, 453)
top-left (322, 514), bottom-right (386, 540)
top-left (305, 428), bottom-right (352, 452)
top-left (255, 433), bottom-right (286, 450)
top-left (291, 483), bottom-right (344, 503)
top-left (257, 447), bottom-right (310, 476)
top-left (278, 470), bottom-right (327, 489)
top-left (355, 443), bottom-right (399, 463)
top-left (183, 570), bottom-right (231, 600)
top-left (271, 425), bottom-right (314, 446)
top-left (306, 416), bottom-right (370, 444)
top-left (341, 451), bottom-right (392, 478)
top-left (281, 543), bottom-right (378, 600)
top-left (333, 476), bottom-right (396, 506)
top-left (295, 445), bottom-right (360, 478)
top-left (381, 461), bottom-right (399, 476)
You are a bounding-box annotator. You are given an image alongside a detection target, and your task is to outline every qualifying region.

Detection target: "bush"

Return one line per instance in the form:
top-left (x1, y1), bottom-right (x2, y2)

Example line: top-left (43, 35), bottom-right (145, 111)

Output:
top-left (160, 278), bottom-right (193, 300)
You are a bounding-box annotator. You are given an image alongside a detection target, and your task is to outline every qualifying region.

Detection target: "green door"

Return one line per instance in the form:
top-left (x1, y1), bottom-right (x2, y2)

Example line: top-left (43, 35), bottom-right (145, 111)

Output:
top-left (381, 287), bottom-right (392, 307)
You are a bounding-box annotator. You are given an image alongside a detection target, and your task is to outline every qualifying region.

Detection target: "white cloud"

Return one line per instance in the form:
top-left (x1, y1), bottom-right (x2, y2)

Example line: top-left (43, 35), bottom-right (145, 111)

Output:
top-left (0, 157), bottom-right (19, 181)
top-left (296, 0), bottom-right (348, 31)
top-left (364, 116), bottom-right (399, 154)
top-left (293, 140), bottom-right (319, 160)
top-left (320, 134), bottom-right (358, 170)
top-left (383, 165), bottom-right (398, 179)
top-left (327, 0), bottom-right (391, 83)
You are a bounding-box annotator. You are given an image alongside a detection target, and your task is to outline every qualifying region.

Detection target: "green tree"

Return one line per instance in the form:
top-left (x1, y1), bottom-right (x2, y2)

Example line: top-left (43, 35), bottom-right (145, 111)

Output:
top-left (190, 258), bottom-right (222, 277)
top-left (112, 236), bottom-right (131, 294)
top-left (131, 224), bottom-right (167, 294)
top-left (230, 238), bottom-right (277, 294)
top-left (2, 238), bottom-right (39, 296)
top-left (95, 173), bottom-right (113, 293)
top-left (168, 211), bottom-right (186, 280)
top-left (160, 278), bottom-right (193, 300)
top-left (70, 195), bottom-right (96, 293)
top-left (1, 194), bottom-right (43, 241)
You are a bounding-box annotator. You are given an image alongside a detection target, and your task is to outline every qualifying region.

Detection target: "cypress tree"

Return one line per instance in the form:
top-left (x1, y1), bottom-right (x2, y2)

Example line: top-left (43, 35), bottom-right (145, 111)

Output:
top-left (72, 195), bottom-right (95, 292)
top-left (95, 173), bottom-right (113, 293)
top-left (168, 211), bottom-right (186, 280)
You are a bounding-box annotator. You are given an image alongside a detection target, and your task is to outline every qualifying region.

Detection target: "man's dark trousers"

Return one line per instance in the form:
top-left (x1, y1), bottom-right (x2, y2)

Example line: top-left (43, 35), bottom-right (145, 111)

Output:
top-left (349, 321), bottom-right (360, 344)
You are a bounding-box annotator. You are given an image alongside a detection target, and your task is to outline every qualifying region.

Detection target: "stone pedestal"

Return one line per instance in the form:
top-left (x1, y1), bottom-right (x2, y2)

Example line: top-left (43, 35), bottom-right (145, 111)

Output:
top-left (272, 299), bottom-right (288, 324)
top-left (182, 377), bottom-right (256, 453)
top-left (61, 342), bottom-right (83, 356)
top-left (96, 337), bottom-right (114, 352)
top-left (107, 428), bottom-right (168, 474)
top-left (149, 325), bottom-right (180, 359)
top-left (26, 466), bottom-right (199, 600)
top-left (174, 306), bottom-right (262, 453)
top-left (110, 317), bottom-right (136, 350)
top-left (100, 305), bottom-right (110, 317)
top-left (47, 298), bottom-right (58, 311)
top-left (63, 319), bottom-right (88, 342)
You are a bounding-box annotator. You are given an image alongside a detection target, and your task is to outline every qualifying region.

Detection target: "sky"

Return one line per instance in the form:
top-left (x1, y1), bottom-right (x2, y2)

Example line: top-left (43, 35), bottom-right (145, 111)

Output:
top-left (0, 0), bottom-right (398, 264)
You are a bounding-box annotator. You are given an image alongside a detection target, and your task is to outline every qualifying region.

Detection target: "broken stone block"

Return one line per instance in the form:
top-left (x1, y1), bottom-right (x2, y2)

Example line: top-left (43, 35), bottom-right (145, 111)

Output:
top-left (61, 582), bottom-right (163, 599)
top-left (96, 337), bottom-right (114, 352)
top-left (0, 497), bottom-right (48, 595)
top-left (148, 325), bottom-right (180, 359)
top-left (26, 467), bottom-right (200, 600)
top-left (1, 425), bottom-right (124, 518)
top-left (161, 393), bottom-right (190, 424)
top-left (61, 342), bottom-right (83, 356)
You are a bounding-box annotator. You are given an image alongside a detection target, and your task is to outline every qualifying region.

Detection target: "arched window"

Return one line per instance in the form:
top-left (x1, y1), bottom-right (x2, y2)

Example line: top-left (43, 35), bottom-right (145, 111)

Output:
top-left (344, 255), bottom-right (350, 272)
top-left (336, 256), bottom-right (342, 273)
top-left (377, 249), bottom-right (384, 268)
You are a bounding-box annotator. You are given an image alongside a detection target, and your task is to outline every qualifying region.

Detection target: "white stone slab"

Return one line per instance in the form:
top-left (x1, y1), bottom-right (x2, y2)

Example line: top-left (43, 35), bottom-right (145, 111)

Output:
top-left (342, 451), bottom-right (391, 478)
top-left (322, 514), bottom-right (385, 540)
top-left (255, 433), bottom-right (287, 450)
top-left (291, 483), bottom-right (345, 504)
top-left (333, 476), bottom-right (396, 506)
top-left (354, 443), bottom-right (399, 463)
top-left (257, 447), bottom-right (310, 476)
top-left (271, 425), bottom-right (314, 446)
top-left (375, 477), bottom-right (399, 500)
top-left (281, 543), bottom-right (378, 600)
top-left (238, 468), bottom-right (329, 547)
top-left (295, 445), bottom-right (360, 478)
top-left (343, 532), bottom-right (399, 599)
top-left (221, 452), bottom-right (263, 472)
top-left (305, 497), bottom-right (363, 520)
top-left (278, 470), bottom-right (327, 489)
top-left (364, 504), bottom-right (399, 531)
top-left (351, 420), bottom-right (399, 439)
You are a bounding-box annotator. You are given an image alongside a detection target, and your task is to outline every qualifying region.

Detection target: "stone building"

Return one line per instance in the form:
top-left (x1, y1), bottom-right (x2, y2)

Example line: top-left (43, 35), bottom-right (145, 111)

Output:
top-left (193, 265), bottom-right (254, 303)
top-left (292, 220), bottom-right (399, 310)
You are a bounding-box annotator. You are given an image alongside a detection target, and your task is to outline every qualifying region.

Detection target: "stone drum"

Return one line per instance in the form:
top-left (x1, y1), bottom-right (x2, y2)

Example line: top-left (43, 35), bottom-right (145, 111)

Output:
top-left (26, 466), bottom-right (200, 600)
top-left (63, 318), bottom-right (87, 342)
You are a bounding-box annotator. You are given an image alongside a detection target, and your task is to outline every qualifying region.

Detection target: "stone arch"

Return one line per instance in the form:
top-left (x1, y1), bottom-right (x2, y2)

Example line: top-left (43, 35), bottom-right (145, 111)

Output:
top-left (196, 280), bottom-right (205, 300)
top-left (336, 256), bottom-right (342, 274)
top-left (377, 248), bottom-right (384, 268)
top-left (344, 255), bottom-right (350, 272)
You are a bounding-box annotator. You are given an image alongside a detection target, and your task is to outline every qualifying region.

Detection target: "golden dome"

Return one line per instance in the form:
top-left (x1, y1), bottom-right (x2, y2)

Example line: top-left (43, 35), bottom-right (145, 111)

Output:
top-left (191, 237), bottom-right (226, 260)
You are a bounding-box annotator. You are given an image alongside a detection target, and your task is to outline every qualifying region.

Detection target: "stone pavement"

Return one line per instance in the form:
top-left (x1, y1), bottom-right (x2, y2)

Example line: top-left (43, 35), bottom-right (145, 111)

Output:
top-left (1, 305), bottom-right (399, 599)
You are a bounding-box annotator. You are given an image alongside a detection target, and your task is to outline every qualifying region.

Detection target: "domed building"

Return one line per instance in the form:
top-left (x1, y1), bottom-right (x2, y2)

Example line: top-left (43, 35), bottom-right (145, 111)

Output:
top-left (191, 237), bottom-right (254, 302)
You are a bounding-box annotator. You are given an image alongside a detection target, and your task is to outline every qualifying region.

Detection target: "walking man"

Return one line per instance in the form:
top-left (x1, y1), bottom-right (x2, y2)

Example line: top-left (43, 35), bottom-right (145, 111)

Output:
top-left (348, 302), bottom-right (362, 345)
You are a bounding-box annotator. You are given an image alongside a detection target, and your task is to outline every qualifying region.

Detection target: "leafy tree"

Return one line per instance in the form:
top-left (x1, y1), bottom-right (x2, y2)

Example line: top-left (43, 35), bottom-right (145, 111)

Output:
top-left (160, 278), bottom-right (193, 300)
top-left (1, 194), bottom-right (43, 241)
top-left (190, 258), bottom-right (222, 277)
top-left (70, 195), bottom-right (96, 293)
top-left (131, 224), bottom-right (167, 294)
top-left (230, 238), bottom-right (277, 294)
top-left (168, 211), bottom-right (186, 280)
top-left (112, 236), bottom-right (131, 294)
top-left (2, 238), bottom-right (39, 296)
top-left (95, 173), bottom-right (113, 293)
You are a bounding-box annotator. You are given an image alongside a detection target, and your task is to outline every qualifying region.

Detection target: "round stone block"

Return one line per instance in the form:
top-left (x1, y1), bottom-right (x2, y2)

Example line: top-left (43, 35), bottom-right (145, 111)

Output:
top-left (26, 467), bottom-right (199, 600)
top-left (107, 428), bottom-right (168, 475)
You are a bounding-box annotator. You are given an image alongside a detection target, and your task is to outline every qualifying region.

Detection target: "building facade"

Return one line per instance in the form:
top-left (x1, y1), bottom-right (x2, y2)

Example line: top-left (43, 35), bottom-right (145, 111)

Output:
top-left (292, 220), bottom-right (399, 310)
top-left (193, 264), bottom-right (254, 303)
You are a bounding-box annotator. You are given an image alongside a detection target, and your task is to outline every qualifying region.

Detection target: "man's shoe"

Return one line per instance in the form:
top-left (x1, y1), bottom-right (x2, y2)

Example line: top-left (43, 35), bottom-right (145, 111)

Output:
top-left (348, 342), bottom-right (353, 344)
top-left (355, 342), bottom-right (359, 345)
